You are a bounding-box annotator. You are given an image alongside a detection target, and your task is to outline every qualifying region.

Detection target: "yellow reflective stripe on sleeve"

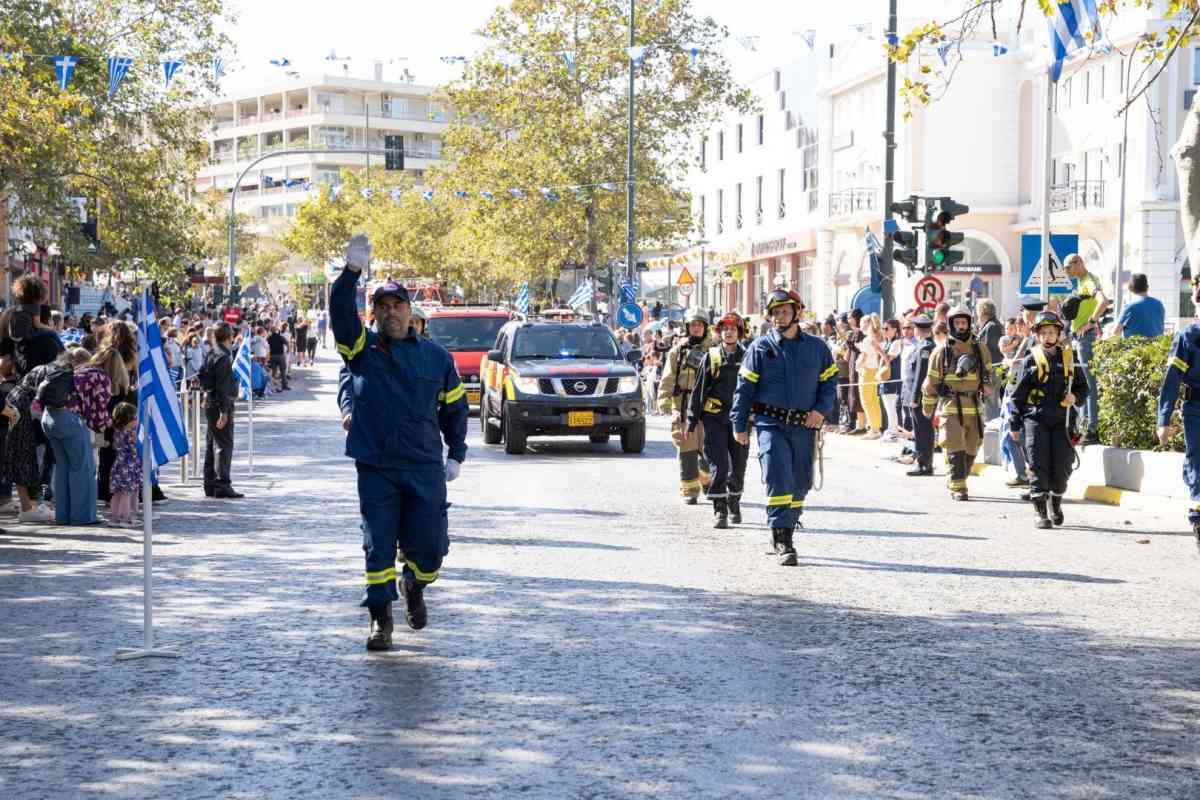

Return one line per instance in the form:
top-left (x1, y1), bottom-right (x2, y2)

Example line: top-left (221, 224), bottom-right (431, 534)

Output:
top-left (739, 367), bottom-right (760, 383)
top-left (404, 560), bottom-right (439, 583)
top-left (443, 384), bottom-right (466, 404)
top-left (364, 567), bottom-right (397, 585)
top-left (819, 364), bottom-right (838, 381)
top-left (767, 494), bottom-right (793, 507)
top-left (337, 326), bottom-right (367, 361)
top-left (1172, 356), bottom-right (1190, 373)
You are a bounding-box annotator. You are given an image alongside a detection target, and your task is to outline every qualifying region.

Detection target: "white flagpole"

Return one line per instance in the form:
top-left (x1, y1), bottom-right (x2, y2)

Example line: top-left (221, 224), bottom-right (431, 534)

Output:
top-left (1041, 67), bottom-right (1053, 304)
top-left (117, 286), bottom-right (179, 662)
top-left (248, 364), bottom-right (254, 476)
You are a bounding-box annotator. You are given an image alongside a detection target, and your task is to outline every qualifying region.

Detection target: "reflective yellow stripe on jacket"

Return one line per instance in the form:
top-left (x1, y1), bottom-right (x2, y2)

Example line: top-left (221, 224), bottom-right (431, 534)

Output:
top-left (819, 364), bottom-right (838, 382)
top-left (337, 326), bottom-right (367, 362)
top-left (739, 367), bottom-right (760, 383)
top-left (440, 384), bottom-right (465, 405)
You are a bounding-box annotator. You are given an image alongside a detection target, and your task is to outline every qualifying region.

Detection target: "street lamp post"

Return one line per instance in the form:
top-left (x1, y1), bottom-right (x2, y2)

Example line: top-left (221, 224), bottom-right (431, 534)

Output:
top-left (625, 0), bottom-right (637, 289)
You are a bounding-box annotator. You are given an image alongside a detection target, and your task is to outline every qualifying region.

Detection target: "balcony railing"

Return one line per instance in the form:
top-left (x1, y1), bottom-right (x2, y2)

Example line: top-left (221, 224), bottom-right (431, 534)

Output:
top-left (828, 188), bottom-right (878, 217)
top-left (1050, 180), bottom-right (1105, 212)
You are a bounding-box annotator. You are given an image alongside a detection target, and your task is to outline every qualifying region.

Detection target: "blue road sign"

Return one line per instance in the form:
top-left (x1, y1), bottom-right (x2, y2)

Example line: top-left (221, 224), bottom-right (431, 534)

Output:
top-left (617, 302), bottom-right (644, 329)
top-left (1020, 233), bottom-right (1079, 295)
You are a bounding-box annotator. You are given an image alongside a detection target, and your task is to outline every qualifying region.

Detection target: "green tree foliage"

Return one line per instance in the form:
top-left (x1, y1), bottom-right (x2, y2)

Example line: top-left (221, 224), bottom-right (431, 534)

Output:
top-left (0, 0), bottom-right (233, 284)
top-left (238, 246), bottom-right (288, 293)
top-left (196, 189), bottom-right (256, 269)
top-left (1092, 335), bottom-right (1182, 451)
top-left (279, 177), bottom-right (366, 270)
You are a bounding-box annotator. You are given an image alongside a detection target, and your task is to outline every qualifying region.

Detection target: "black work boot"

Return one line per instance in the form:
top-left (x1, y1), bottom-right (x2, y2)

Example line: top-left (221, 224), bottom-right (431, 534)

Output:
top-left (713, 498), bottom-right (729, 530)
top-left (728, 496), bottom-right (742, 524)
top-left (399, 576), bottom-right (428, 630)
top-left (684, 495), bottom-right (698, 506)
top-left (366, 603), bottom-right (393, 651)
top-left (1033, 498), bottom-right (1053, 530)
top-left (772, 527), bottom-right (798, 567)
top-left (1049, 495), bottom-right (1065, 526)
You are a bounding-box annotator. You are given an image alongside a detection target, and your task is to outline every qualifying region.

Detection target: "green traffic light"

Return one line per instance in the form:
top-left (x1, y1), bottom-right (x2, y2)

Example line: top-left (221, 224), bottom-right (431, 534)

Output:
top-left (932, 249), bottom-right (946, 266)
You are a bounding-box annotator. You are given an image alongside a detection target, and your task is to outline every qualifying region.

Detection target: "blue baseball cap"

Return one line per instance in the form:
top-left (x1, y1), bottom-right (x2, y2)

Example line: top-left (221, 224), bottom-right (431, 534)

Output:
top-left (372, 281), bottom-right (410, 304)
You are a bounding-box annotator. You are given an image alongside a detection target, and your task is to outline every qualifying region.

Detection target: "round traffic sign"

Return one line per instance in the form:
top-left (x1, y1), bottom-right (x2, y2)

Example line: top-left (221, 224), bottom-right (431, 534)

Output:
top-left (913, 275), bottom-right (945, 309)
top-left (677, 282), bottom-right (693, 297)
top-left (617, 302), bottom-right (644, 328)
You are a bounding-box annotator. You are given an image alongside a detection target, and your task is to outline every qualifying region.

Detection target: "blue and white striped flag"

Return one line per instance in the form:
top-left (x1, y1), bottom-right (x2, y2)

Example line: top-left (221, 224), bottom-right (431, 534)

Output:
top-left (567, 278), bottom-right (594, 310)
top-left (516, 282), bottom-right (530, 315)
top-left (107, 56), bottom-right (133, 99)
top-left (137, 288), bottom-right (189, 468)
top-left (161, 58), bottom-right (184, 90)
top-left (865, 228), bottom-right (882, 255)
top-left (233, 333), bottom-right (254, 398)
top-left (1048, 0), bottom-right (1102, 83)
top-left (620, 279), bottom-right (636, 305)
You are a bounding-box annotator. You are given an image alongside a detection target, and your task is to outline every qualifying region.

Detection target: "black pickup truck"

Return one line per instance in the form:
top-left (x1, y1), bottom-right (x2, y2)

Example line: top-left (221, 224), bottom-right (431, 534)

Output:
top-left (479, 320), bottom-right (646, 454)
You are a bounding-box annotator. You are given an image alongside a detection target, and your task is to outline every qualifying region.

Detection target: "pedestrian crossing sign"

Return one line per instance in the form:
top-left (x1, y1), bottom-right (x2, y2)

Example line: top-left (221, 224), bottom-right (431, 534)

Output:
top-left (676, 267), bottom-right (695, 286)
top-left (1019, 233), bottom-right (1078, 295)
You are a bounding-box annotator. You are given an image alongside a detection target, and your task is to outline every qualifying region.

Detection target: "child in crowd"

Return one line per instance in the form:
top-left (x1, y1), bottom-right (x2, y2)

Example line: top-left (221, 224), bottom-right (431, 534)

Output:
top-left (109, 402), bottom-right (141, 528)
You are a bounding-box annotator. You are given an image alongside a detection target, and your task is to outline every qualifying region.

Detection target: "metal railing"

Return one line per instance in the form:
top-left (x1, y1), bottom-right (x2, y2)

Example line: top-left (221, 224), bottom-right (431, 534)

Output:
top-left (828, 187), bottom-right (878, 217)
top-left (1050, 180), bottom-right (1105, 212)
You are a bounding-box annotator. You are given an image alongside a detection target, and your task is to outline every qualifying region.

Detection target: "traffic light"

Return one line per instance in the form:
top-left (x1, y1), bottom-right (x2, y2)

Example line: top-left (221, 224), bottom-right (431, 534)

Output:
top-left (384, 135), bottom-right (405, 171)
top-left (79, 219), bottom-right (98, 253)
top-left (925, 197), bottom-right (968, 270)
top-left (889, 197), bottom-right (920, 223)
top-left (891, 229), bottom-right (920, 270)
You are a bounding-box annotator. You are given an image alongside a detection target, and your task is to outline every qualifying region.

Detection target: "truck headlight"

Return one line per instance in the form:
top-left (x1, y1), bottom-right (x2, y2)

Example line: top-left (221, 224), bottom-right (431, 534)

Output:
top-left (513, 375), bottom-right (540, 394)
top-left (617, 376), bottom-right (639, 393)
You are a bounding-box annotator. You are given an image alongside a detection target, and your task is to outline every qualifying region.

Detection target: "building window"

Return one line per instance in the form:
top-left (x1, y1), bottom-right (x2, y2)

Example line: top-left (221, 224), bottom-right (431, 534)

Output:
top-left (755, 176), bottom-right (763, 225)
top-left (735, 183), bottom-right (743, 229)
top-left (801, 129), bottom-right (819, 211)
top-left (1115, 142), bottom-right (1124, 178)
top-left (1118, 57), bottom-right (1126, 94)
top-left (774, 69), bottom-right (781, 91)
top-left (736, 123), bottom-right (744, 153)
top-left (700, 137), bottom-right (707, 171)
top-left (779, 91), bottom-right (787, 111)
top-left (757, 114), bottom-right (764, 145)
top-left (717, 189), bottom-right (724, 234)
top-left (1098, 61), bottom-right (1106, 98)
top-left (718, 130), bottom-right (724, 160)
top-left (1194, 47), bottom-right (1200, 84)
top-left (1083, 70), bottom-right (1091, 104)
top-left (778, 168), bottom-right (786, 219)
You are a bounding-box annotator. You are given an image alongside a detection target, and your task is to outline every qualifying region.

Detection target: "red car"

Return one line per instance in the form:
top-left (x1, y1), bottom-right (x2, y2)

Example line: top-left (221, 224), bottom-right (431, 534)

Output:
top-left (425, 307), bottom-right (512, 410)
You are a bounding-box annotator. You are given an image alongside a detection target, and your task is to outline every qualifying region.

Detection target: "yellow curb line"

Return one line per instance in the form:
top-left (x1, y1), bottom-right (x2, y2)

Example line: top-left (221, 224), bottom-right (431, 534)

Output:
top-left (1083, 485), bottom-right (1123, 506)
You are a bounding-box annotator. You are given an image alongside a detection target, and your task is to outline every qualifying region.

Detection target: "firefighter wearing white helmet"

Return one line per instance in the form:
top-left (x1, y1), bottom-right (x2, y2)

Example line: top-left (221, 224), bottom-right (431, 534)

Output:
top-left (658, 309), bottom-right (713, 502)
top-left (921, 304), bottom-right (993, 500)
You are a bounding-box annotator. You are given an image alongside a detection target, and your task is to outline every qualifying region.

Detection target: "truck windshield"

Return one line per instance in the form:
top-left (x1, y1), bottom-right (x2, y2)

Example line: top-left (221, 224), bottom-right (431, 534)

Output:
top-left (512, 327), bottom-right (620, 360)
top-left (425, 316), bottom-right (508, 351)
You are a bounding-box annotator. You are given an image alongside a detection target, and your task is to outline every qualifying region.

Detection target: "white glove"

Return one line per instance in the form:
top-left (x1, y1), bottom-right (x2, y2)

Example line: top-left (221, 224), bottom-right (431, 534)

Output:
top-left (345, 234), bottom-right (371, 272)
top-left (445, 458), bottom-right (461, 483)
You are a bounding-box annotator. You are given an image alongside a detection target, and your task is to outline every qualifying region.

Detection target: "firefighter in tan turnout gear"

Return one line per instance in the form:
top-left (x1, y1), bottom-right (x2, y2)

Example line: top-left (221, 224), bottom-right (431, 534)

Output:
top-left (658, 310), bottom-right (713, 503)
top-left (921, 305), bottom-right (993, 501)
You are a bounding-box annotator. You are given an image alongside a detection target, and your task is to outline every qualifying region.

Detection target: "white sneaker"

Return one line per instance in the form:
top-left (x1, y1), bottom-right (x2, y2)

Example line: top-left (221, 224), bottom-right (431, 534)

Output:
top-left (19, 505), bottom-right (54, 523)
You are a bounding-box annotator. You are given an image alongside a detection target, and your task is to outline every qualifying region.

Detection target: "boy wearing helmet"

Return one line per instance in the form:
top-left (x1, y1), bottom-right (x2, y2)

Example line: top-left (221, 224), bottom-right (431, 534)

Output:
top-left (921, 304), bottom-right (993, 501)
top-left (1009, 311), bottom-right (1088, 528)
top-left (689, 313), bottom-right (750, 528)
top-left (731, 289), bottom-right (838, 566)
top-left (658, 309), bottom-right (714, 503)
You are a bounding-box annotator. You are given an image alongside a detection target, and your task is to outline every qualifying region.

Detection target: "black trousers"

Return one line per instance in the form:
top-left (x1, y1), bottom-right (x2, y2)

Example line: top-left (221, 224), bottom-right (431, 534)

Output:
top-left (910, 404), bottom-right (934, 469)
top-left (204, 404), bottom-right (235, 490)
top-left (701, 413), bottom-right (749, 500)
top-left (1024, 418), bottom-right (1073, 498)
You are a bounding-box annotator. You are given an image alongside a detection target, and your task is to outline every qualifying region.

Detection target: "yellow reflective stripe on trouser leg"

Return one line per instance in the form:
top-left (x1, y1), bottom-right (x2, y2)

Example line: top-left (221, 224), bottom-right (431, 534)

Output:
top-left (739, 367), bottom-right (760, 383)
top-left (443, 384), bottom-right (465, 404)
top-left (790, 499), bottom-right (805, 509)
top-left (767, 494), bottom-right (793, 507)
top-left (364, 567), bottom-right (397, 585)
top-left (337, 326), bottom-right (367, 361)
top-left (405, 560), bottom-right (439, 583)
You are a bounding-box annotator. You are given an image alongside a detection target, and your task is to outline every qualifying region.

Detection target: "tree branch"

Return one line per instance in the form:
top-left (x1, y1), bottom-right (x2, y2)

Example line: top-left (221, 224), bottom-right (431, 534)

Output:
top-left (1117, 6), bottom-right (1200, 116)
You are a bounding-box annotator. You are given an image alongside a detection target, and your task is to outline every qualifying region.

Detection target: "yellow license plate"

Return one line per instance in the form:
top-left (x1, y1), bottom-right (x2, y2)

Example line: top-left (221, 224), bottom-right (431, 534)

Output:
top-left (467, 392), bottom-right (480, 405)
top-left (568, 411), bottom-right (594, 427)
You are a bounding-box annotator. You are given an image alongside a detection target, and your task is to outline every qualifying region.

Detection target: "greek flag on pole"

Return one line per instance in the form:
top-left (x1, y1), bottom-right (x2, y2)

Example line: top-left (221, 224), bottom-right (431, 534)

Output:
top-left (516, 282), bottom-right (530, 315)
top-left (620, 279), bottom-right (636, 305)
top-left (233, 334), bottom-right (254, 398)
top-left (567, 278), bottom-right (594, 310)
top-left (107, 57), bottom-right (133, 100)
top-left (137, 289), bottom-right (189, 468)
top-left (1048, 0), bottom-right (1102, 83)
top-left (865, 229), bottom-right (883, 255)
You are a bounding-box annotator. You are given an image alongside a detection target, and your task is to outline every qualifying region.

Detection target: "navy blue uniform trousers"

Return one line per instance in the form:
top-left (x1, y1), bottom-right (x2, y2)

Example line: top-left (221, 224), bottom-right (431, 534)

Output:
top-left (357, 463), bottom-right (449, 608)
top-left (1185, 414), bottom-right (1200, 524)
top-left (757, 424), bottom-right (815, 529)
top-left (701, 412), bottom-right (749, 500)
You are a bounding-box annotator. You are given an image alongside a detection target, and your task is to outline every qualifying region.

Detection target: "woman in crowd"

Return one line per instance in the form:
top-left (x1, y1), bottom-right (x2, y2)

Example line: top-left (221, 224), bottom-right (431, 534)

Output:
top-left (856, 313), bottom-right (886, 440)
top-left (879, 318), bottom-right (905, 442)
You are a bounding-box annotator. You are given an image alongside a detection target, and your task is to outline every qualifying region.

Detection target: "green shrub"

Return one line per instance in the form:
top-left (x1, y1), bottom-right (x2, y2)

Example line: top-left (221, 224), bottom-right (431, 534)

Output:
top-left (1091, 334), bottom-right (1183, 452)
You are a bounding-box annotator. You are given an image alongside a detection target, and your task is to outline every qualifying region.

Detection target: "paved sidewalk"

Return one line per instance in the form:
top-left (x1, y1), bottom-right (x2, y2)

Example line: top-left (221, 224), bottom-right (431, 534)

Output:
top-left (1, 352), bottom-right (1199, 799)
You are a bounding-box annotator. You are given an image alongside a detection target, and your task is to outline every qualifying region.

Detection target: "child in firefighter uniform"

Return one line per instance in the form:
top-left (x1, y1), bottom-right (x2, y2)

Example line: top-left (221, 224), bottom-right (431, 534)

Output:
top-left (658, 310), bottom-right (713, 503)
top-left (921, 305), bottom-right (993, 501)
top-left (1009, 311), bottom-right (1087, 529)
top-left (331, 234), bottom-right (469, 652)
top-left (689, 313), bottom-right (750, 529)
top-left (731, 290), bottom-right (838, 566)
top-left (1157, 273), bottom-right (1200, 553)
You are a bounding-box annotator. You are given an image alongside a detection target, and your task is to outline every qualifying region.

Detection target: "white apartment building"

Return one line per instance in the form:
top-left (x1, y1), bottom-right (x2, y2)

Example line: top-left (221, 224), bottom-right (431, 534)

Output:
top-left (195, 63), bottom-right (450, 233)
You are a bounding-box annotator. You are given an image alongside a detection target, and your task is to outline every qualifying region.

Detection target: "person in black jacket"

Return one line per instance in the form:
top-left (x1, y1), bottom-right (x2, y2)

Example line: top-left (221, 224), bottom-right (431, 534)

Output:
top-left (201, 323), bottom-right (243, 499)
top-left (1010, 311), bottom-right (1088, 529)
top-left (689, 313), bottom-right (749, 529)
top-left (901, 315), bottom-right (936, 476)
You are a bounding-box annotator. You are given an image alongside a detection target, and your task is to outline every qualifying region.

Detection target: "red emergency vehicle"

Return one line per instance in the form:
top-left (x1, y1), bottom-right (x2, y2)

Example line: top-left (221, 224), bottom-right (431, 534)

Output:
top-left (425, 306), bottom-right (511, 410)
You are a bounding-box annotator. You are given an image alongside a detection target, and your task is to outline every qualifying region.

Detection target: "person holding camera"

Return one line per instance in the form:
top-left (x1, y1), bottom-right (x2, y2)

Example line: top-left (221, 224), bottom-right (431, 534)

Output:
top-left (199, 323), bottom-right (243, 500)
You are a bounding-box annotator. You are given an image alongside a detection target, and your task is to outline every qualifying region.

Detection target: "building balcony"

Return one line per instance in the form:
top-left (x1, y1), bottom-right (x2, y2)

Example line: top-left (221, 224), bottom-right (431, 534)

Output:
top-left (1050, 180), bottom-right (1105, 213)
top-left (828, 188), bottom-right (878, 219)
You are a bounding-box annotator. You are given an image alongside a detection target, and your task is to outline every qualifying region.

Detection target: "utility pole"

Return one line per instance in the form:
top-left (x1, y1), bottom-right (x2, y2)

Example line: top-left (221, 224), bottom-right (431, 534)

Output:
top-left (625, 0), bottom-right (636, 289)
top-left (880, 0), bottom-right (898, 320)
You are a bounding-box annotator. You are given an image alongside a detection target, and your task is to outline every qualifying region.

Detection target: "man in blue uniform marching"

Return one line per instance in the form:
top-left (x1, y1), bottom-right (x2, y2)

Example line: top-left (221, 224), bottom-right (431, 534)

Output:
top-left (332, 234), bottom-right (469, 651)
top-left (731, 289), bottom-right (838, 566)
top-left (1157, 272), bottom-right (1200, 554)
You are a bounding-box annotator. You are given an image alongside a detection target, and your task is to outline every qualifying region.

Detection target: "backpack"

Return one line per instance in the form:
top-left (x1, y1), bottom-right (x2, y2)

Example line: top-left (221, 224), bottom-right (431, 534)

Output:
top-left (1061, 295), bottom-right (1083, 322)
top-left (36, 362), bottom-right (75, 409)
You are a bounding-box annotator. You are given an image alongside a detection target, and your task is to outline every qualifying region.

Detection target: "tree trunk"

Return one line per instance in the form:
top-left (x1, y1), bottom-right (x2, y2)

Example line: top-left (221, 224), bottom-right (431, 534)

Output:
top-left (1174, 104), bottom-right (1200, 277)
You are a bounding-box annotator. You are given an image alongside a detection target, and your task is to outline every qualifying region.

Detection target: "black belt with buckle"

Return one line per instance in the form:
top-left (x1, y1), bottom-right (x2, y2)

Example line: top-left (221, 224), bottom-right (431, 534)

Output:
top-left (752, 402), bottom-right (808, 426)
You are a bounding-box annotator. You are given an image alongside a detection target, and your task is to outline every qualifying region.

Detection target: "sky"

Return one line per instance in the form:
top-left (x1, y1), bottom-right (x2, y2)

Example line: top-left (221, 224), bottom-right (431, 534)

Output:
top-left (219, 0), bottom-right (881, 91)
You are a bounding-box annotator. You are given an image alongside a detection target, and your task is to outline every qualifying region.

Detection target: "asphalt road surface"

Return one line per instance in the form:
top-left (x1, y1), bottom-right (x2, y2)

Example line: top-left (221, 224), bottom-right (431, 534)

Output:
top-left (1, 353), bottom-right (1197, 799)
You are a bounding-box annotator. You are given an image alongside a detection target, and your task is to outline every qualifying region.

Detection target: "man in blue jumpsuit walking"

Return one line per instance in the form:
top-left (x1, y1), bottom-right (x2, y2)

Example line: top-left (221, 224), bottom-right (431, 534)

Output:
top-left (731, 289), bottom-right (838, 566)
top-left (1157, 272), bottom-right (1200, 554)
top-left (332, 234), bottom-right (469, 651)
